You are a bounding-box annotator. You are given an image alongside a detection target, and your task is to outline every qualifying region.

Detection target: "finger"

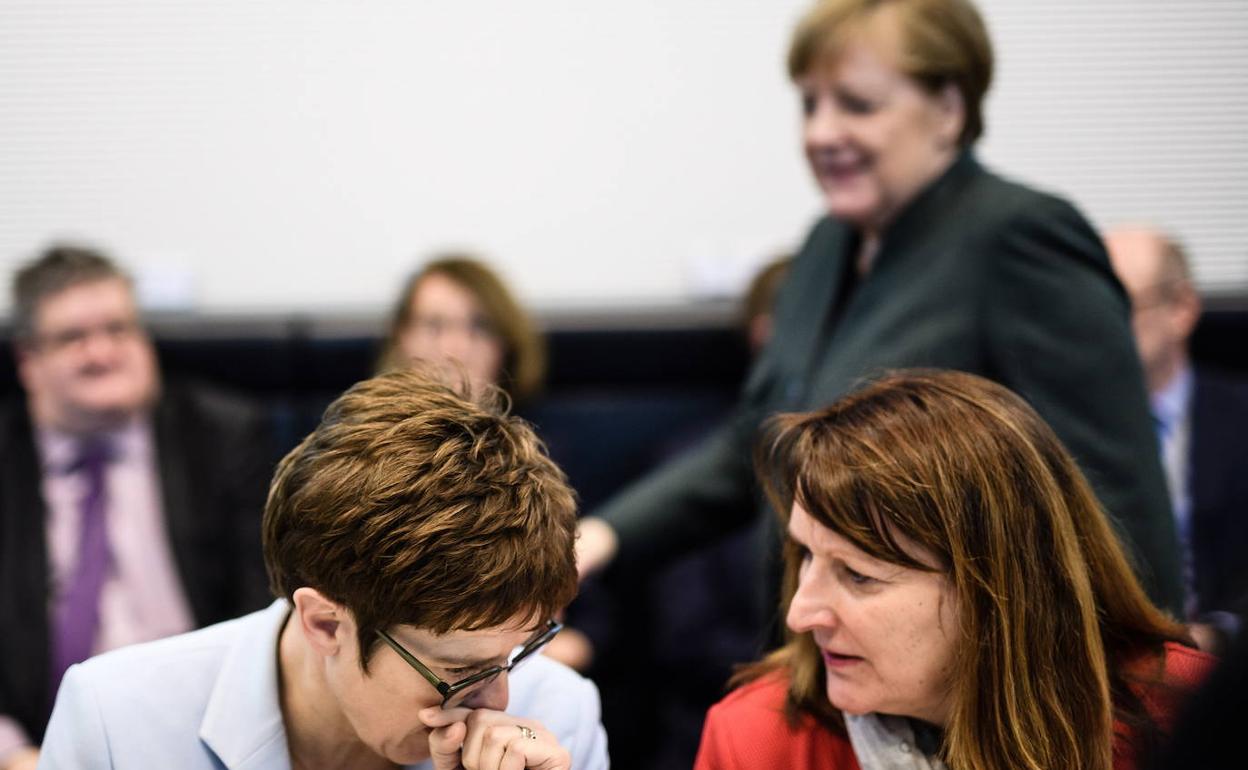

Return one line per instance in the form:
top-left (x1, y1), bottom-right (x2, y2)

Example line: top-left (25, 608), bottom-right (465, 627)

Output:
top-left (471, 724), bottom-right (509, 770)
top-left (459, 710), bottom-right (490, 769)
top-left (426, 720), bottom-right (468, 770)
top-left (461, 713), bottom-right (536, 769)
top-left (419, 705), bottom-right (475, 728)
top-left (500, 742), bottom-right (527, 770)
top-left (499, 732), bottom-right (571, 770)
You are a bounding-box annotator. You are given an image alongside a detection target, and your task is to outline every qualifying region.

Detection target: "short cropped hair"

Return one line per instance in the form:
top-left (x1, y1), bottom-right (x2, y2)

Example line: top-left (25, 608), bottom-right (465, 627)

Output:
top-left (788, 0), bottom-right (994, 146)
top-left (378, 255), bottom-right (547, 403)
top-left (741, 370), bottom-right (1187, 770)
top-left (11, 244), bottom-right (130, 341)
top-left (263, 368), bottom-right (578, 670)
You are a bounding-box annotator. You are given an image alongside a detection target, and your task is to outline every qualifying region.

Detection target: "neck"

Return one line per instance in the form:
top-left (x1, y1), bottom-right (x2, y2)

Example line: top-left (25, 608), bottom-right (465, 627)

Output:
top-left (1148, 350), bottom-right (1189, 396)
top-left (859, 149), bottom-right (960, 248)
top-left (278, 615), bottom-right (396, 770)
top-left (855, 234), bottom-right (882, 276)
top-left (30, 401), bottom-right (132, 437)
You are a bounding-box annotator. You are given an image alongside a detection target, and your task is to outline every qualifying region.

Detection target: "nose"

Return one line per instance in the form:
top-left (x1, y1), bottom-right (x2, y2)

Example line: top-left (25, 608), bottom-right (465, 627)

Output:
top-left (434, 324), bottom-right (477, 365)
top-left (803, 95), bottom-right (845, 151)
top-left (461, 672), bottom-right (509, 712)
top-left (79, 328), bottom-right (121, 368)
top-left (785, 566), bottom-right (838, 636)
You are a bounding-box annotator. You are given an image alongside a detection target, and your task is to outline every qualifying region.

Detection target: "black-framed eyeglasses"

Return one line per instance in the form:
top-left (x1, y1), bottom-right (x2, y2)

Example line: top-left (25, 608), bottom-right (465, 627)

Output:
top-left (375, 619), bottom-right (561, 708)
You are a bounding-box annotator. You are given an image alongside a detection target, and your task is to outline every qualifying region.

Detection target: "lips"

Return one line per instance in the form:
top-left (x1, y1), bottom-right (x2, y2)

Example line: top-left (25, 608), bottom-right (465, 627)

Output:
top-left (821, 650), bottom-right (864, 669)
top-left (810, 151), bottom-right (867, 181)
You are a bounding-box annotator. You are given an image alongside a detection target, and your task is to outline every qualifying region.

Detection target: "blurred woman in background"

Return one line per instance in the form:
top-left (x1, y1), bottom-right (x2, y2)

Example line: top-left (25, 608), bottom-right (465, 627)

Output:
top-left (380, 254), bottom-right (597, 670)
top-left (695, 370), bottom-right (1212, 770)
top-left (379, 254), bottom-right (545, 404)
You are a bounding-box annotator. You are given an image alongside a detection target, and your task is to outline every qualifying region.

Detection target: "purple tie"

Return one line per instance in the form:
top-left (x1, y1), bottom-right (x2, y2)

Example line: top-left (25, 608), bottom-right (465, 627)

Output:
top-left (48, 440), bottom-right (112, 698)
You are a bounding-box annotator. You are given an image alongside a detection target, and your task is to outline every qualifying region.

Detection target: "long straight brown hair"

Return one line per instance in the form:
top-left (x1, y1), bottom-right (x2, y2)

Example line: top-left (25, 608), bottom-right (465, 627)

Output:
top-left (738, 370), bottom-right (1188, 770)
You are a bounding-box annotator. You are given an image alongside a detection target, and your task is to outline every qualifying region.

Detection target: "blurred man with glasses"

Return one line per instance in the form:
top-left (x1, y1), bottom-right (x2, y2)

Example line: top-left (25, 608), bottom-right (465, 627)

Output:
top-left (0, 245), bottom-right (271, 770)
top-left (1107, 226), bottom-right (1248, 655)
top-left (40, 368), bottom-right (608, 770)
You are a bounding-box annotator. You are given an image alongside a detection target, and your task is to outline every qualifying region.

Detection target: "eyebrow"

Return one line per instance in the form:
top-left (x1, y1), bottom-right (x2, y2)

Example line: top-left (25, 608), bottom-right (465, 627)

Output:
top-left (419, 622), bottom-right (546, 668)
top-left (431, 653), bottom-right (498, 668)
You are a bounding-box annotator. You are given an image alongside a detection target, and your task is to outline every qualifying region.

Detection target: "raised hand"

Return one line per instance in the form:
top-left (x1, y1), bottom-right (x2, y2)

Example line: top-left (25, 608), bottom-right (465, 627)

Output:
top-left (419, 706), bottom-right (572, 770)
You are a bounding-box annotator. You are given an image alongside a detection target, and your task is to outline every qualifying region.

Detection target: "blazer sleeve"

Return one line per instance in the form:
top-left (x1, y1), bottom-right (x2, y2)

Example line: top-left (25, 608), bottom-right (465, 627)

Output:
top-left (36, 666), bottom-right (110, 770)
top-left (983, 194), bottom-right (1184, 614)
top-left (564, 676), bottom-right (609, 770)
top-left (591, 217), bottom-right (834, 571)
top-left (594, 401), bottom-right (762, 570)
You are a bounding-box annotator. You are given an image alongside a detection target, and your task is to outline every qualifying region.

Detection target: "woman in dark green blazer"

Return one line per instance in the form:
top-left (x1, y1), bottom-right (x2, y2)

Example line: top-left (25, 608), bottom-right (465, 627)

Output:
top-left (577, 0), bottom-right (1182, 619)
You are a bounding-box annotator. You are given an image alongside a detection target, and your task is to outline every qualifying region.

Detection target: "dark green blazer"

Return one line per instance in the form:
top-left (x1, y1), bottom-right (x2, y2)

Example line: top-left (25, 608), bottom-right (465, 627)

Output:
top-left (598, 153), bottom-right (1183, 615)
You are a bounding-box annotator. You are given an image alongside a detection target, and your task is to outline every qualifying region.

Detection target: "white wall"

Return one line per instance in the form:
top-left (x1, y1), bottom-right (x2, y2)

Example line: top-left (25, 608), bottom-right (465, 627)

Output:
top-left (0, 0), bottom-right (1244, 314)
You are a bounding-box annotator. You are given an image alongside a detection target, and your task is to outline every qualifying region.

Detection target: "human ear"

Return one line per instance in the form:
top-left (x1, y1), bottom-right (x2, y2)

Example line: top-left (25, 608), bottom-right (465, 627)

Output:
top-left (934, 82), bottom-right (965, 148)
top-left (291, 587), bottom-right (351, 658)
top-left (1172, 282), bottom-right (1203, 340)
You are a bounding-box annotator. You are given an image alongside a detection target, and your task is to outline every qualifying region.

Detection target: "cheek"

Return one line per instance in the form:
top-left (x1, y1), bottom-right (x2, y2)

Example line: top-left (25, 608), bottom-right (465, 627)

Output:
top-left (397, 329), bottom-right (430, 362)
top-left (900, 609), bottom-right (957, 691)
top-left (335, 668), bottom-right (433, 750)
top-left (126, 343), bottom-right (158, 381)
top-left (459, 342), bottom-right (505, 391)
top-left (477, 342), bottom-right (505, 379)
top-left (867, 599), bottom-right (955, 690)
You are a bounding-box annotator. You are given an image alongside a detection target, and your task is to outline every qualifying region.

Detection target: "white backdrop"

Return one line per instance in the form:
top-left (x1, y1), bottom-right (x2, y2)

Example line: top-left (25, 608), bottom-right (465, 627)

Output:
top-left (1, 0), bottom-right (1244, 314)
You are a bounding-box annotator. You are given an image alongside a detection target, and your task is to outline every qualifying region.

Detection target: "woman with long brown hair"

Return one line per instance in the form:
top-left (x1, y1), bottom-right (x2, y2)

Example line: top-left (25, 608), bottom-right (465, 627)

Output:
top-left (695, 370), bottom-right (1212, 770)
top-left (378, 254), bottom-right (545, 404)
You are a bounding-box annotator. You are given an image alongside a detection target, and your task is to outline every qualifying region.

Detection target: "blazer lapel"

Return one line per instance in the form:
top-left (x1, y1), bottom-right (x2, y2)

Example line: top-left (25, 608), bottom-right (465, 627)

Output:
top-left (0, 402), bottom-right (54, 734)
top-left (199, 600), bottom-right (292, 770)
top-left (765, 218), bottom-right (856, 410)
top-left (152, 392), bottom-right (207, 623)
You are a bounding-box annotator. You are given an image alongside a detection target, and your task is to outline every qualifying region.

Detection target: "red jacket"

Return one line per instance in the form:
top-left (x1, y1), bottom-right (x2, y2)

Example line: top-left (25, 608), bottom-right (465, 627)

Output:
top-left (694, 642), bottom-right (1214, 770)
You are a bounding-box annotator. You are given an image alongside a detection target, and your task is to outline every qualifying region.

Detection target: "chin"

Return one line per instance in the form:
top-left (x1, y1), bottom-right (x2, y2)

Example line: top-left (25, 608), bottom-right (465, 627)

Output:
top-left (383, 731), bottom-right (433, 765)
top-left (78, 397), bottom-right (145, 422)
top-left (822, 193), bottom-right (879, 230)
top-left (825, 681), bottom-right (873, 717)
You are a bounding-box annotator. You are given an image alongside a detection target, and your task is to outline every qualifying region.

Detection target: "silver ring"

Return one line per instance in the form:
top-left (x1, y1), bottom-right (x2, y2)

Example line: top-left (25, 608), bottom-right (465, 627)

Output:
top-left (517, 725), bottom-right (537, 741)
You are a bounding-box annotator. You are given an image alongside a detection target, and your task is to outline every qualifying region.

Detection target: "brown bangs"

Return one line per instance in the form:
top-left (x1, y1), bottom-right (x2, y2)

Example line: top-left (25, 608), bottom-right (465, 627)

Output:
top-left (759, 402), bottom-right (949, 574)
top-left (787, 2), bottom-right (865, 80)
top-left (263, 369), bottom-right (578, 672)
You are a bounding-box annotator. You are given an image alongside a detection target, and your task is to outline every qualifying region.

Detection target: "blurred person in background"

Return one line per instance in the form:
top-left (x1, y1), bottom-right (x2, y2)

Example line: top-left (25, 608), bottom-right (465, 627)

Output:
top-left (742, 255), bottom-right (794, 356)
top-left (378, 254), bottom-right (545, 405)
top-left (577, 0), bottom-right (1182, 632)
top-left (1106, 226), bottom-right (1248, 654)
top-left (378, 255), bottom-right (597, 672)
top-left (38, 369), bottom-right (608, 770)
top-left (0, 245), bottom-right (272, 770)
top-left (696, 371), bottom-right (1212, 770)
top-left (639, 254), bottom-right (796, 770)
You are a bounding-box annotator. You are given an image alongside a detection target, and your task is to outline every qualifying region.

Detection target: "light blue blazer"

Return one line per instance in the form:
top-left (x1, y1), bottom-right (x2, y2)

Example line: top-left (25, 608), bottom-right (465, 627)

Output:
top-left (38, 600), bottom-right (609, 769)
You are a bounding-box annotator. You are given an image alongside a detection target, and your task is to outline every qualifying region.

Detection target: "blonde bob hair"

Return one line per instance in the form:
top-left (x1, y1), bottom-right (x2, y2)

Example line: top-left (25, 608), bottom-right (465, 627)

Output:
top-left (788, 0), bottom-right (993, 147)
top-left (379, 255), bottom-right (546, 403)
top-left (741, 370), bottom-right (1189, 770)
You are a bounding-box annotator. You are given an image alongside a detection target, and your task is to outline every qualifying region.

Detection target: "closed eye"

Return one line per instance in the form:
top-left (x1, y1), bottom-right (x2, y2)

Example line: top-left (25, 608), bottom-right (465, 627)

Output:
top-left (842, 564), bottom-right (877, 586)
top-left (799, 91), bottom-right (817, 117)
top-left (445, 663), bottom-right (497, 679)
top-left (835, 89), bottom-right (875, 115)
